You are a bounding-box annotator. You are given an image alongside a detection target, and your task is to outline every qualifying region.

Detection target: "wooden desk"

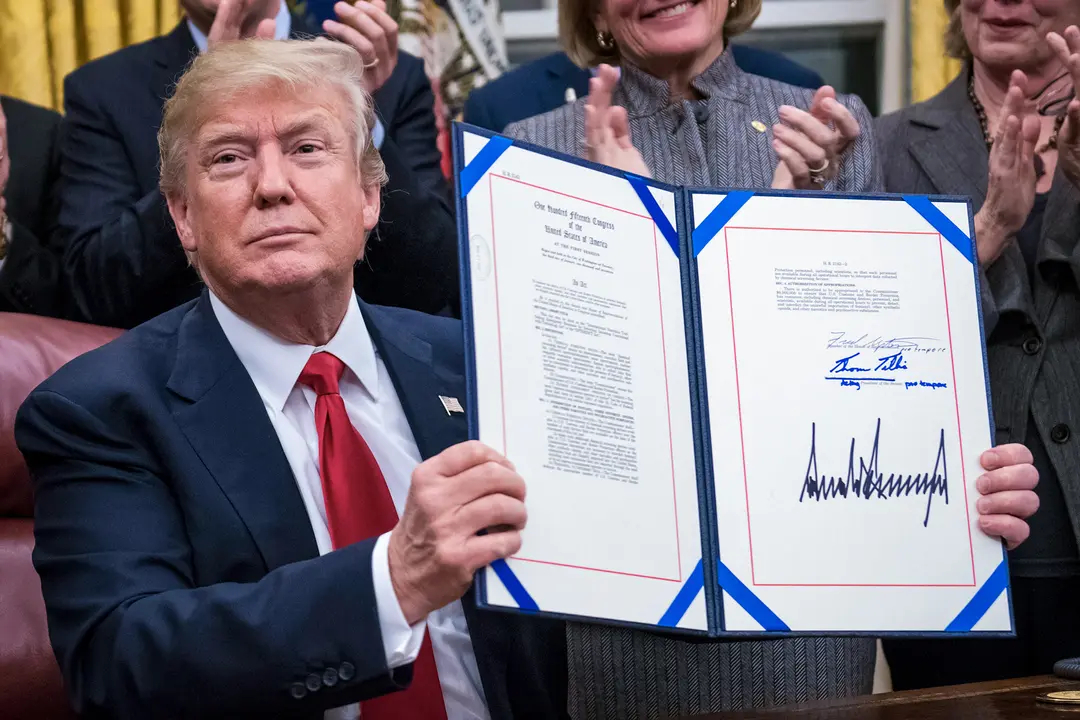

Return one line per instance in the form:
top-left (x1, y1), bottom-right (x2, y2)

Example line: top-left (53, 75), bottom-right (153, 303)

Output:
top-left (692, 676), bottom-right (1080, 719)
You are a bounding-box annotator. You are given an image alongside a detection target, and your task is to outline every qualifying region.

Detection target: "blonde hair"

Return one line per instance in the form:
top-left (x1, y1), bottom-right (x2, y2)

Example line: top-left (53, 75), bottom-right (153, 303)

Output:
top-left (943, 0), bottom-right (971, 60)
top-left (560, 0), bottom-right (763, 68)
top-left (158, 38), bottom-right (388, 200)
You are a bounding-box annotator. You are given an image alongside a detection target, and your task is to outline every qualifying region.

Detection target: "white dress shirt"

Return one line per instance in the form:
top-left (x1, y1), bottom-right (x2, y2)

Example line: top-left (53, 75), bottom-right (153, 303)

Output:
top-left (210, 292), bottom-right (489, 720)
top-left (186, 2), bottom-right (386, 148)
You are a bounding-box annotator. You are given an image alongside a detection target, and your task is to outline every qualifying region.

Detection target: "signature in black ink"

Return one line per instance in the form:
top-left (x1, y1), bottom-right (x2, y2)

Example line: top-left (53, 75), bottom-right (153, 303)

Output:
top-left (800, 419), bottom-right (949, 527)
top-left (827, 332), bottom-right (944, 354)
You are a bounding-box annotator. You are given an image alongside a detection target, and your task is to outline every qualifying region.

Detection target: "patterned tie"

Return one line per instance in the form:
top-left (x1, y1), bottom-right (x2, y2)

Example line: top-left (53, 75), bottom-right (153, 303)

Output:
top-left (299, 351), bottom-right (449, 720)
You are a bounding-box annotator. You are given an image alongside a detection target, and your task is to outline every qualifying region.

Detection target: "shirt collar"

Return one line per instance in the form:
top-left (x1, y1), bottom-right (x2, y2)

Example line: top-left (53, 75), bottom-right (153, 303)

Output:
top-left (209, 290), bottom-right (380, 413)
top-left (187, 1), bottom-right (292, 53)
top-left (614, 47), bottom-right (747, 118)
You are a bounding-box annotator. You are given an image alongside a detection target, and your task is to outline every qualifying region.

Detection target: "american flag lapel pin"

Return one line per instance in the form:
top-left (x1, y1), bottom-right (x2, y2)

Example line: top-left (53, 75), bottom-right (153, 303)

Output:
top-left (439, 395), bottom-right (464, 416)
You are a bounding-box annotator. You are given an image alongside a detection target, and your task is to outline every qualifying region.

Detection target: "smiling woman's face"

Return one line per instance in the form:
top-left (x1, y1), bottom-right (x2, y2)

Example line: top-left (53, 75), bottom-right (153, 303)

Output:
top-left (961, 0), bottom-right (1080, 74)
top-left (594, 0), bottom-right (729, 75)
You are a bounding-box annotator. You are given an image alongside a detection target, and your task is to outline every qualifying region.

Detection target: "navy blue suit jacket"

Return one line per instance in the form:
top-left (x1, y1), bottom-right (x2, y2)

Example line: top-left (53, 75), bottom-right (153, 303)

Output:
top-left (15, 293), bottom-right (567, 720)
top-left (464, 47), bottom-right (825, 133)
top-left (55, 16), bottom-right (459, 328)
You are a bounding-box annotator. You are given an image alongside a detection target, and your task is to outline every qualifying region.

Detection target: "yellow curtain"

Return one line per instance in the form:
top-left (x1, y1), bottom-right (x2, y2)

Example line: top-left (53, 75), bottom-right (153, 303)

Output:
top-left (0, 0), bottom-right (182, 112)
top-left (910, 0), bottom-right (964, 103)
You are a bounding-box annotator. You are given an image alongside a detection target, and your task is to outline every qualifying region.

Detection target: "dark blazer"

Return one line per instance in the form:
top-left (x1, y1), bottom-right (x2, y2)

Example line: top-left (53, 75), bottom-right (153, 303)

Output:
top-left (876, 69), bottom-right (1080, 538)
top-left (0, 95), bottom-right (66, 316)
top-left (55, 15), bottom-right (458, 328)
top-left (14, 293), bottom-right (567, 720)
top-left (463, 47), bottom-right (825, 133)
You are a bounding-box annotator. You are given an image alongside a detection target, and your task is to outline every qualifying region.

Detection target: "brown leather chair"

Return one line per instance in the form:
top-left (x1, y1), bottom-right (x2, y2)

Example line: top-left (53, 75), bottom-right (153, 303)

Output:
top-left (0, 312), bottom-right (122, 720)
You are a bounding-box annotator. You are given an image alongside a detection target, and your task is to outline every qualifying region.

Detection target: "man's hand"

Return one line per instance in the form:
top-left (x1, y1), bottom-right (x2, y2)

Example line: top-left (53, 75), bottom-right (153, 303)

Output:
top-left (974, 70), bottom-right (1040, 268)
top-left (323, 0), bottom-right (399, 94)
top-left (976, 443), bottom-right (1039, 550)
top-left (207, 0), bottom-right (277, 49)
top-left (388, 441), bottom-right (527, 625)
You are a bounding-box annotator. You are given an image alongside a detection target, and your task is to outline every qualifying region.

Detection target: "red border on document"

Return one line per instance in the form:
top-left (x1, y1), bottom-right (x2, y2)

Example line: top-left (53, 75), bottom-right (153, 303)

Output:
top-left (723, 226), bottom-right (977, 588)
top-left (487, 174), bottom-right (683, 584)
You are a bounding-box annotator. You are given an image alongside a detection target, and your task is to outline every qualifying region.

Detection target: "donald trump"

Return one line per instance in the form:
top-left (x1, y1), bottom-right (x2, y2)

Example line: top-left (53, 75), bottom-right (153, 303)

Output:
top-left (15, 40), bottom-right (567, 720)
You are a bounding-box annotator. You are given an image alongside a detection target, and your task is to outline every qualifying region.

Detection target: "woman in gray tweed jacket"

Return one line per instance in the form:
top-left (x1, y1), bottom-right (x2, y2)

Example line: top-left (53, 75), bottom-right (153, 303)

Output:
top-left (499, 0), bottom-right (1038, 717)
top-left (503, 0), bottom-right (883, 716)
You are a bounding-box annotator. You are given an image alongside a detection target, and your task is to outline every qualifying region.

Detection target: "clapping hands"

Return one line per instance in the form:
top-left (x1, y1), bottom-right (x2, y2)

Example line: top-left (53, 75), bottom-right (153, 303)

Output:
top-left (582, 64), bottom-right (651, 178)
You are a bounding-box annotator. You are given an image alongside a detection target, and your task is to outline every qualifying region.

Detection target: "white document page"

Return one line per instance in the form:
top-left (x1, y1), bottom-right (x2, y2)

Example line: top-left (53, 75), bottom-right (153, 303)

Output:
top-left (693, 193), bottom-right (1009, 633)
top-left (461, 131), bottom-right (705, 629)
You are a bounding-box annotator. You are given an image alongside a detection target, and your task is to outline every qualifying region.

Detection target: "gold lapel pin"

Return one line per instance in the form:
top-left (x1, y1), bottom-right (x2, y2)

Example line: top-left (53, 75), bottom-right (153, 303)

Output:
top-left (439, 395), bottom-right (465, 415)
top-left (751, 120), bottom-right (767, 133)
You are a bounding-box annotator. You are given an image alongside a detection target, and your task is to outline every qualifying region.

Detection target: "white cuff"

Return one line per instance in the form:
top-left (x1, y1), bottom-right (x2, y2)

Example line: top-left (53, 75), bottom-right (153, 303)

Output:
top-left (372, 532), bottom-right (425, 668)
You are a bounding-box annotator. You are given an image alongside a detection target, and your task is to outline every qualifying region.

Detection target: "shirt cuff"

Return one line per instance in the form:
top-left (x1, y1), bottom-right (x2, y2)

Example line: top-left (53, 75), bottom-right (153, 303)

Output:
top-left (372, 532), bottom-right (425, 669)
top-left (373, 117), bottom-right (386, 150)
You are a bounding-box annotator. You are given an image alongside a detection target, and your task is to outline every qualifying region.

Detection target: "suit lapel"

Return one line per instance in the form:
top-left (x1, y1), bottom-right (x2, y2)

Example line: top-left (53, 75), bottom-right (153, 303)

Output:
top-left (151, 22), bottom-right (199, 100)
top-left (546, 53), bottom-right (590, 109)
top-left (168, 294), bottom-right (320, 571)
top-left (906, 73), bottom-right (991, 206)
top-left (359, 304), bottom-right (469, 460)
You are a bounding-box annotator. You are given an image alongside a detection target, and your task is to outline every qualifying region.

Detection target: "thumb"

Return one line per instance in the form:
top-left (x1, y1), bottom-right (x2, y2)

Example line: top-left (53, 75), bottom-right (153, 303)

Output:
top-left (1020, 113), bottom-right (1040, 167)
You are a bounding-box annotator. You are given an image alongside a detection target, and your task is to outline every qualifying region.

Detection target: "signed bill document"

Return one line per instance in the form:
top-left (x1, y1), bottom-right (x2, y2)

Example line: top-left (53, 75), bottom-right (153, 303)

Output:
top-left (453, 123), bottom-right (1012, 637)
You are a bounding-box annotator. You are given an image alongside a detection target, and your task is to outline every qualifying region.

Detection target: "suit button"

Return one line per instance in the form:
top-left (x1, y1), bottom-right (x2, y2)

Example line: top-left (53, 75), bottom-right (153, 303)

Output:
top-left (1022, 336), bottom-right (1043, 355)
top-left (289, 682), bottom-right (308, 699)
top-left (305, 673), bottom-right (322, 692)
top-left (323, 668), bottom-right (339, 687)
top-left (1052, 423), bottom-right (1071, 444)
top-left (339, 662), bottom-right (355, 682)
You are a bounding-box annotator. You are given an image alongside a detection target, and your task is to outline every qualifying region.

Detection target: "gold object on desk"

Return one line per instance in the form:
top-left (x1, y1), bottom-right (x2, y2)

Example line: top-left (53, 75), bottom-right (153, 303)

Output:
top-left (1038, 690), bottom-right (1080, 705)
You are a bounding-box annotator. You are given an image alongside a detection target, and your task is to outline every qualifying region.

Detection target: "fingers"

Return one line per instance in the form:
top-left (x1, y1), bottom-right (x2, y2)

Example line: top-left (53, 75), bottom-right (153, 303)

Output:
top-left (822, 96), bottom-right (861, 150)
top-left (208, 0), bottom-right (246, 45)
top-left (772, 137), bottom-right (809, 184)
top-left (255, 17), bottom-right (276, 40)
top-left (428, 440), bottom-right (515, 478)
top-left (996, 114), bottom-right (1020, 170)
top-left (609, 106), bottom-right (633, 150)
top-left (977, 464), bottom-right (1039, 498)
top-left (777, 105), bottom-right (836, 150)
top-left (449, 461), bottom-right (527, 506)
top-left (772, 124), bottom-right (828, 169)
top-left (977, 488), bottom-right (1039, 520)
top-left (978, 514), bottom-right (1031, 550)
top-left (1019, 113), bottom-right (1040, 167)
top-left (1049, 27), bottom-right (1080, 91)
top-left (980, 443), bottom-right (1035, 472)
top-left (1063, 99), bottom-right (1080, 146)
top-left (324, 18), bottom-right (378, 61)
top-left (464, 528), bottom-right (523, 570)
top-left (331, 1), bottom-right (397, 61)
top-left (457, 493), bottom-right (528, 536)
top-left (808, 86), bottom-right (836, 124)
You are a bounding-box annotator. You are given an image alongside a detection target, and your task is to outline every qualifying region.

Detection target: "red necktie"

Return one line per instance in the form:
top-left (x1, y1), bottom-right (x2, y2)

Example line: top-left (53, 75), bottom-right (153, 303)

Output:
top-left (299, 351), bottom-right (449, 720)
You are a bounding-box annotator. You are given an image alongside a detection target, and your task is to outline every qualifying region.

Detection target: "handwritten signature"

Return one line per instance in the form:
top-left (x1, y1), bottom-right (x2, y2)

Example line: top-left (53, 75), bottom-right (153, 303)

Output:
top-left (827, 332), bottom-right (945, 354)
top-left (830, 351), bottom-right (908, 374)
top-left (799, 419), bottom-right (949, 527)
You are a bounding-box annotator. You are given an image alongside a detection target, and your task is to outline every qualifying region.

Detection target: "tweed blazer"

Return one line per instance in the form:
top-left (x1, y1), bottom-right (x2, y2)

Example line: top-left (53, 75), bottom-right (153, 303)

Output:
top-left (877, 69), bottom-right (1080, 572)
top-left (507, 49), bottom-right (882, 719)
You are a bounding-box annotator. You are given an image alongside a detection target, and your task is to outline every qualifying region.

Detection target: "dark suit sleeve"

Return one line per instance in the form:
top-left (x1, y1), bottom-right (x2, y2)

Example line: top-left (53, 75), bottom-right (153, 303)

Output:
top-left (0, 222), bottom-right (64, 315)
top-left (56, 75), bottom-right (198, 329)
top-left (358, 137), bottom-right (460, 316)
top-left (378, 55), bottom-right (447, 197)
top-left (17, 389), bottom-right (409, 720)
top-left (462, 88), bottom-right (500, 133)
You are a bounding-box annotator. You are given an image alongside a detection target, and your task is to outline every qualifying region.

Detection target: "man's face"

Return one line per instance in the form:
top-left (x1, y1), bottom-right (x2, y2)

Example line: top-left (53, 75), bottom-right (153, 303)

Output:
top-left (166, 83), bottom-right (380, 299)
top-left (180, 0), bottom-right (281, 34)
